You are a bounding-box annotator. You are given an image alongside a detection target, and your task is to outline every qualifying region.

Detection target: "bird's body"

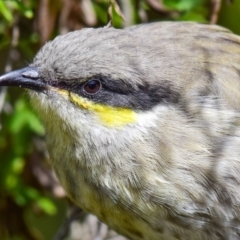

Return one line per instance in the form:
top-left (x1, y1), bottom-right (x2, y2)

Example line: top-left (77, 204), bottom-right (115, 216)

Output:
top-left (1, 22), bottom-right (240, 239)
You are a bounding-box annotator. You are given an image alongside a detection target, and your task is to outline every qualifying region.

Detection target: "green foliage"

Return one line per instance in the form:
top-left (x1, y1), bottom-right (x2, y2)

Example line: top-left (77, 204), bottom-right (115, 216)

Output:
top-left (92, 0), bottom-right (124, 27)
top-left (9, 98), bottom-right (44, 136)
top-left (163, 0), bottom-right (204, 11)
top-left (0, 96), bottom-right (45, 204)
top-left (163, 0), bottom-right (209, 22)
top-left (0, 0), bottom-right (34, 23)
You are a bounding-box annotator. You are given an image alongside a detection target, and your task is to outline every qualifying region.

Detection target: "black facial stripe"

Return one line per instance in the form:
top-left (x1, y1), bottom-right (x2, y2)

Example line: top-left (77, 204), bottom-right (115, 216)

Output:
top-left (48, 75), bottom-right (180, 111)
top-left (98, 77), bottom-right (180, 110)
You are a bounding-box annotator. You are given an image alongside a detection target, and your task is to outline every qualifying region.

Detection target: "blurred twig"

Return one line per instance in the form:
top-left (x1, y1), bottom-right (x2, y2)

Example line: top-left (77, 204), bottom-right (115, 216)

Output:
top-left (210, 0), bottom-right (221, 24)
top-left (59, 0), bottom-right (96, 35)
top-left (37, 0), bottom-right (61, 44)
top-left (107, 0), bottom-right (125, 25)
top-left (53, 203), bottom-right (129, 240)
top-left (146, 0), bottom-right (180, 18)
top-left (0, 17), bottom-right (20, 127)
top-left (53, 205), bottom-right (83, 240)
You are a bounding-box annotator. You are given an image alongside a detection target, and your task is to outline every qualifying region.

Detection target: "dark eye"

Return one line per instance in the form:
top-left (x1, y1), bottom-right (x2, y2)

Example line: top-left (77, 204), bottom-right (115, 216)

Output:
top-left (83, 80), bottom-right (101, 94)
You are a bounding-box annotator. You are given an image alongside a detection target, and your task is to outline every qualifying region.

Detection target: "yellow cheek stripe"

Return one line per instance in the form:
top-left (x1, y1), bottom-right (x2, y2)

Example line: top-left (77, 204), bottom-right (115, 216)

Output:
top-left (58, 89), bottom-right (137, 127)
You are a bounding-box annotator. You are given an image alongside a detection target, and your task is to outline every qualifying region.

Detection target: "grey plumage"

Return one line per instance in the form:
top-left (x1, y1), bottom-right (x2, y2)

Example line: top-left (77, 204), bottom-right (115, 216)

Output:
top-left (1, 21), bottom-right (240, 239)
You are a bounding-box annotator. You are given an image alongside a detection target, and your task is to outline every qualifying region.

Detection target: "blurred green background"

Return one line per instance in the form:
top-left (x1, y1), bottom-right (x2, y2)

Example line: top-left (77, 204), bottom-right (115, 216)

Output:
top-left (0, 0), bottom-right (240, 239)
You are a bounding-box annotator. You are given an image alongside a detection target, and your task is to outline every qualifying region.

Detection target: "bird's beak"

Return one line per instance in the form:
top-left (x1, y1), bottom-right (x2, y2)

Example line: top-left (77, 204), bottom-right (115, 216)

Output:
top-left (0, 67), bottom-right (47, 91)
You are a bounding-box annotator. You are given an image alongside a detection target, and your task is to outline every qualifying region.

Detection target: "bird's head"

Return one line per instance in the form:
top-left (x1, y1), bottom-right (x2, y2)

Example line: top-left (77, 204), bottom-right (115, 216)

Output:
top-left (0, 24), bottom-right (185, 215)
top-left (1, 22), bottom-right (236, 168)
top-left (0, 24), bottom-right (180, 143)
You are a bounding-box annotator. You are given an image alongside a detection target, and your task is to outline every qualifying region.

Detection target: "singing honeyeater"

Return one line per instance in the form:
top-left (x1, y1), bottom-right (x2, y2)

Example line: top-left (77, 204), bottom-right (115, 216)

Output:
top-left (1, 21), bottom-right (240, 240)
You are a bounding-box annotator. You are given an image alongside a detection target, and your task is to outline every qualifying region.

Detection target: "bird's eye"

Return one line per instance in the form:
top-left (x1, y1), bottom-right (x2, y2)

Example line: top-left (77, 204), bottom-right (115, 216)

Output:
top-left (83, 80), bottom-right (101, 94)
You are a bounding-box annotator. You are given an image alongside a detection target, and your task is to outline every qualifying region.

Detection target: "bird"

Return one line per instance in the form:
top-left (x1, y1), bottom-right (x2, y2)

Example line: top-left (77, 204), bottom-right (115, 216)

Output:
top-left (1, 21), bottom-right (240, 240)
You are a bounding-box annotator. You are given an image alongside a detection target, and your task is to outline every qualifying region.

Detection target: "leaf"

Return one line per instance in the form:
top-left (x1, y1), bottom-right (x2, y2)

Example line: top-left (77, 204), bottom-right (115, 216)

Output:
top-left (0, 1), bottom-right (13, 23)
top-left (163, 0), bottom-right (203, 11)
top-left (181, 14), bottom-right (206, 22)
top-left (109, 0), bottom-right (125, 22)
top-left (36, 197), bottom-right (57, 215)
top-left (10, 98), bottom-right (44, 135)
top-left (11, 157), bottom-right (25, 174)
